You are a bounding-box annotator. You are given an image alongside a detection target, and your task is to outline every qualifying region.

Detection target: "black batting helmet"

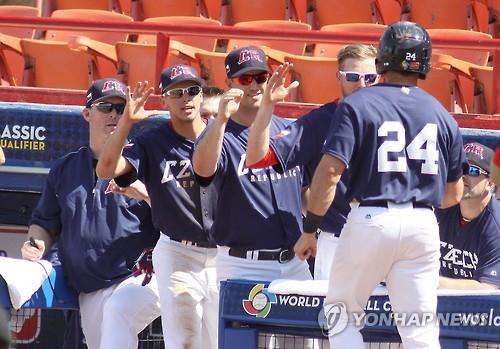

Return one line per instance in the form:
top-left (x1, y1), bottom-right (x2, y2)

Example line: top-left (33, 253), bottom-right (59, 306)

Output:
top-left (375, 21), bottom-right (432, 79)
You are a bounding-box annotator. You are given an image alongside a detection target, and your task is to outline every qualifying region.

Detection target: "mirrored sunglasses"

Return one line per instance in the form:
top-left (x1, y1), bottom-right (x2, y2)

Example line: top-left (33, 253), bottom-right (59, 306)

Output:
top-left (339, 71), bottom-right (378, 84)
top-left (164, 85), bottom-right (202, 98)
top-left (464, 164), bottom-right (489, 177)
top-left (237, 72), bottom-right (269, 86)
top-left (93, 102), bottom-right (126, 114)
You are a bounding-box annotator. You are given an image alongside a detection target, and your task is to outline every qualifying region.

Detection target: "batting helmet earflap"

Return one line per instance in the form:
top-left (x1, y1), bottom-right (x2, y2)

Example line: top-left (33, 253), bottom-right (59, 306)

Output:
top-left (375, 21), bottom-right (432, 80)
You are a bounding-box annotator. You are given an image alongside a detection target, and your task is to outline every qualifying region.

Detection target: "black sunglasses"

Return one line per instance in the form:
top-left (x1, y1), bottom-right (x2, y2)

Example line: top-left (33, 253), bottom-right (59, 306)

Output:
top-left (164, 85), bottom-right (202, 99)
top-left (464, 164), bottom-right (489, 177)
top-left (93, 102), bottom-right (126, 114)
top-left (237, 72), bottom-right (269, 86)
top-left (339, 71), bottom-right (378, 84)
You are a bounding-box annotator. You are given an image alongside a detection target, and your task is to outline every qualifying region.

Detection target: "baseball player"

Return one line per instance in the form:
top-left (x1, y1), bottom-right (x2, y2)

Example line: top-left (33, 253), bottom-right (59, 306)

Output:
top-left (20, 78), bottom-right (161, 349)
top-left (296, 22), bottom-right (466, 349)
top-left (192, 46), bottom-right (312, 284)
top-left (96, 65), bottom-right (218, 349)
top-left (246, 44), bottom-right (379, 279)
top-left (438, 142), bottom-right (500, 289)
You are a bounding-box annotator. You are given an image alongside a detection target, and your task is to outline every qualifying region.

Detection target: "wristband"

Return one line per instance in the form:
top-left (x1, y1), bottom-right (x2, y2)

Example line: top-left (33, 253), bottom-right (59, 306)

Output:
top-left (303, 211), bottom-right (323, 234)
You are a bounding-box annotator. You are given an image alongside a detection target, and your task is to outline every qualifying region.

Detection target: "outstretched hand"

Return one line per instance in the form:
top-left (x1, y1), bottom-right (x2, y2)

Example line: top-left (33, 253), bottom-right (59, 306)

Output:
top-left (263, 63), bottom-right (299, 105)
top-left (122, 81), bottom-right (155, 124)
top-left (217, 88), bottom-right (244, 121)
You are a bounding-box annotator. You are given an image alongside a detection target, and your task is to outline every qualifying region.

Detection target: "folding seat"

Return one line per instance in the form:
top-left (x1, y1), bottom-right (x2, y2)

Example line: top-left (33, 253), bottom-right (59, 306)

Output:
top-left (314, 0), bottom-right (401, 28)
top-left (115, 41), bottom-right (200, 89)
top-left (138, 16), bottom-right (221, 51)
top-left (20, 39), bottom-right (99, 89)
top-left (488, 0), bottom-right (500, 37)
top-left (41, 0), bottom-right (123, 16)
top-left (0, 6), bottom-right (40, 86)
top-left (194, 50), bottom-right (228, 90)
top-left (428, 29), bottom-right (492, 66)
top-left (283, 55), bottom-right (340, 104)
top-left (226, 20), bottom-right (311, 55)
top-left (228, 0), bottom-right (289, 24)
top-left (418, 54), bottom-right (475, 113)
top-left (403, 0), bottom-right (489, 32)
top-left (313, 23), bottom-right (386, 58)
top-left (137, 0), bottom-right (199, 20)
top-left (469, 65), bottom-right (494, 114)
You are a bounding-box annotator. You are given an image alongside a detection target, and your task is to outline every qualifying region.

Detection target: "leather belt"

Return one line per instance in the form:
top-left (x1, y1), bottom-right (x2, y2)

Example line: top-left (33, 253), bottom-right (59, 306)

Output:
top-left (228, 247), bottom-right (295, 263)
top-left (359, 201), bottom-right (431, 210)
top-left (170, 238), bottom-right (216, 248)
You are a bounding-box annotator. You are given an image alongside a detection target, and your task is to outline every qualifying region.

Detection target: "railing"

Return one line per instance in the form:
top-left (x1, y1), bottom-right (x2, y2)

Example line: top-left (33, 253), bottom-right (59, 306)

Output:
top-left (0, 15), bottom-right (499, 113)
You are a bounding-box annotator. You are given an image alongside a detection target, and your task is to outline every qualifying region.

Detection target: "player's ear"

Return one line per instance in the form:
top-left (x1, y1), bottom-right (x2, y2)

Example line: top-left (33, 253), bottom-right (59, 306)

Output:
top-left (160, 95), bottom-right (169, 110)
top-left (82, 107), bottom-right (91, 123)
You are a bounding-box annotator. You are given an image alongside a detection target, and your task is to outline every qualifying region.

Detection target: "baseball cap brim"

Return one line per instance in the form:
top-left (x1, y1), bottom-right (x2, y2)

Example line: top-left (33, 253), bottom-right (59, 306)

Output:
top-left (162, 76), bottom-right (204, 92)
top-left (90, 94), bottom-right (126, 106)
top-left (229, 66), bottom-right (269, 78)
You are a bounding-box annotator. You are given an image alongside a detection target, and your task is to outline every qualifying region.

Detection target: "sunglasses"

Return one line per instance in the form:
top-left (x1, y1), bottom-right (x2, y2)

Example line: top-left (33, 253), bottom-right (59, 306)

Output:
top-left (339, 71), bottom-right (378, 84)
top-left (236, 72), bottom-right (269, 86)
top-left (164, 85), bottom-right (202, 98)
top-left (464, 164), bottom-right (489, 177)
top-left (93, 102), bottom-right (126, 114)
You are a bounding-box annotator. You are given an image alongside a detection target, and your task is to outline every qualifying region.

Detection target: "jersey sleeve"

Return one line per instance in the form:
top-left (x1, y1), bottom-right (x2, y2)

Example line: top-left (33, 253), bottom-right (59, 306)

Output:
top-left (30, 167), bottom-right (62, 239)
top-left (475, 222), bottom-right (500, 286)
top-left (115, 138), bottom-right (146, 187)
top-left (446, 123), bottom-right (467, 182)
top-left (321, 102), bottom-right (357, 167)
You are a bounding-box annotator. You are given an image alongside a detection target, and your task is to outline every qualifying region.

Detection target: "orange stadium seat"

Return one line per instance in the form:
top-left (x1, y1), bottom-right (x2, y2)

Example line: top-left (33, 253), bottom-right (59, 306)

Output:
top-left (203, 0), bottom-right (222, 20)
top-left (313, 0), bottom-right (401, 28)
top-left (428, 29), bottom-right (492, 66)
top-left (41, 0), bottom-right (123, 16)
top-left (20, 39), bottom-right (100, 89)
top-left (228, 0), bottom-right (289, 24)
top-left (195, 50), bottom-right (229, 90)
top-left (227, 20), bottom-right (311, 55)
top-left (489, 0), bottom-right (500, 37)
top-left (284, 55), bottom-right (340, 104)
top-left (138, 0), bottom-right (199, 20)
top-left (419, 54), bottom-right (475, 113)
top-left (404, 0), bottom-right (489, 32)
top-left (470, 65), bottom-right (495, 114)
top-left (0, 5), bottom-right (40, 86)
top-left (313, 23), bottom-right (386, 58)
top-left (116, 41), bottom-right (200, 89)
top-left (138, 16), bottom-right (221, 51)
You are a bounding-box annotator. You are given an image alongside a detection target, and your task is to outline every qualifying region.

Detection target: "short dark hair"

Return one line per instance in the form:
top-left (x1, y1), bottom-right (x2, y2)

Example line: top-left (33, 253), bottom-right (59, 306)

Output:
top-left (202, 86), bottom-right (225, 98)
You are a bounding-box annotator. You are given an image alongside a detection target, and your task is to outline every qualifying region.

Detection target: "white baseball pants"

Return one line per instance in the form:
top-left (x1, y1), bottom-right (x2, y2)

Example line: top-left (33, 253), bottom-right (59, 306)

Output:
top-left (326, 203), bottom-right (441, 349)
top-left (314, 232), bottom-right (339, 280)
top-left (152, 234), bottom-right (218, 349)
top-left (79, 273), bottom-right (160, 349)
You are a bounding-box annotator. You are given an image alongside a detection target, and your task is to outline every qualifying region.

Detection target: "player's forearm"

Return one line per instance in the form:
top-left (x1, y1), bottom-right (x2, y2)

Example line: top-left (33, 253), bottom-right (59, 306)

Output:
top-left (307, 154), bottom-right (344, 217)
top-left (439, 276), bottom-right (498, 290)
top-left (440, 178), bottom-right (464, 209)
top-left (246, 102), bottom-right (274, 166)
top-left (96, 117), bottom-right (133, 179)
top-left (192, 118), bottom-right (226, 177)
top-left (27, 224), bottom-right (54, 257)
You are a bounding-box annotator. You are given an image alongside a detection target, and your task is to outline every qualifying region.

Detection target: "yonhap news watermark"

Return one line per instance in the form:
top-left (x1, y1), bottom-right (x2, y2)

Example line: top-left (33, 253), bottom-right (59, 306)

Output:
top-left (318, 301), bottom-right (500, 336)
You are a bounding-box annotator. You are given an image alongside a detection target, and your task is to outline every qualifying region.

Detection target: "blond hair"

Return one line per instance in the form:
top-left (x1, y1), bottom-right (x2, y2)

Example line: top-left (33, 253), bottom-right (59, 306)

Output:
top-left (337, 44), bottom-right (377, 70)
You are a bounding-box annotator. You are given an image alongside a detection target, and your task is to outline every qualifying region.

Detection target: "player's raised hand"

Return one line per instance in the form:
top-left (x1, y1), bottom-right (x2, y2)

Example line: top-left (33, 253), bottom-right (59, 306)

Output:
top-left (122, 81), bottom-right (155, 124)
top-left (21, 238), bottom-right (45, 261)
top-left (108, 179), bottom-right (151, 205)
top-left (294, 233), bottom-right (317, 260)
top-left (263, 63), bottom-right (299, 105)
top-left (217, 88), bottom-right (244, 121)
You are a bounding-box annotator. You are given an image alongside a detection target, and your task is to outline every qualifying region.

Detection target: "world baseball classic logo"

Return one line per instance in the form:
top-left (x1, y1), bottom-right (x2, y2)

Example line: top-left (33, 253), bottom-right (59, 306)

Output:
top-left (242, 284), bottom-right (277, 318)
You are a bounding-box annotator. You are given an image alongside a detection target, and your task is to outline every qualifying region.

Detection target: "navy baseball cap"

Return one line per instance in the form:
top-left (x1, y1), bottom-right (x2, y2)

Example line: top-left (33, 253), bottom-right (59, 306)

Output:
top-left (159, 64), bottom-right (203, 93)
top-left (225, 46), bottom-right (269, 78)
top-left (86, 79), bottom-right (127, 108)
top-left (464, 142), bottom-right (493, 173)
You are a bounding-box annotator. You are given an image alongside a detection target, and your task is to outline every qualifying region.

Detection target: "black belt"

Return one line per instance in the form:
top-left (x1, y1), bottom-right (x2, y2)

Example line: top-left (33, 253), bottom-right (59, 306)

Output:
top-left (228, 247), bottom-right (295, 263)
top-left (170, 238), bottom-right (216, 248)
top-left (359, 201), bottom-right (431, 209)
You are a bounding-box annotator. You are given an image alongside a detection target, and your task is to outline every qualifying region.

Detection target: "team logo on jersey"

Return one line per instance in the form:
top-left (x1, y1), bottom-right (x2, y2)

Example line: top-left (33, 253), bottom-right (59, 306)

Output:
top-left (170, 65), bottom-right (196, 80)
top-left (242, 284), bottom-right (277, 318)
top-left (101, 80), bottom-right (126, 94)
top-left (238, 49), bottom-right (264, 65)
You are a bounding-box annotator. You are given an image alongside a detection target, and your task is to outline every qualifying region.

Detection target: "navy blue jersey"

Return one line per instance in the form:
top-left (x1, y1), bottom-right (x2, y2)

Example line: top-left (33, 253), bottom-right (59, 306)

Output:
top-left (31, 147), bottom-right (158, 293)
top-left (323, 84), bottom-right (466, 207)
top-left (197, 116), bottom-right (303, 250)
top-left (117, 121), bottom-right (216, 243)
top-left (270, 102), bottom-right (349, 236)
top-left (437, 199), bottom-right (500, 285)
